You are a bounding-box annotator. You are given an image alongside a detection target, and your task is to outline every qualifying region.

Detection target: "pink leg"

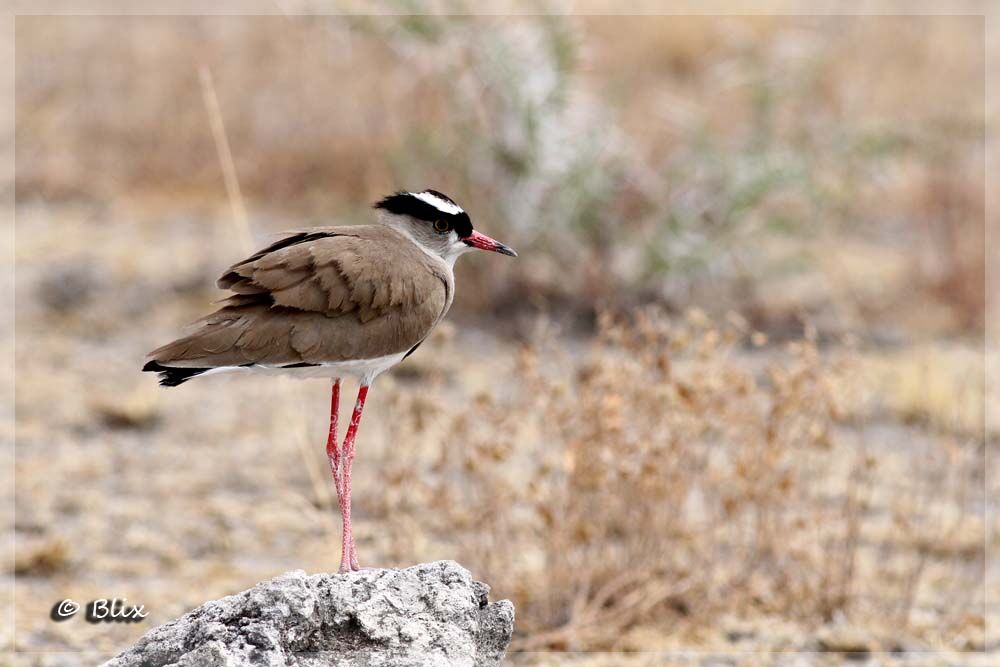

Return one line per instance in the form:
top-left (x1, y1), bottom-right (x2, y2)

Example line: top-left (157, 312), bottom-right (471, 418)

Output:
top-left (325, 379), bottom-right (342, 476)
top-left (325, 380), bottom-right (348, 533)
top-left (339, 383), bottom-right (369, 573)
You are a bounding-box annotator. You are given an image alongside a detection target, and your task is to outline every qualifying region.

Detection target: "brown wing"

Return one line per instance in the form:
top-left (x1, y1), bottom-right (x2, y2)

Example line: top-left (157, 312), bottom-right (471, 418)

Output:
top-left (146, 226), bottom-right (451, 369)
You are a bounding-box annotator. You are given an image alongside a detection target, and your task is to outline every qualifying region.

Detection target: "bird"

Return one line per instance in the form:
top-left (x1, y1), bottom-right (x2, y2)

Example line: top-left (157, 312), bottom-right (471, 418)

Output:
top-left (143, 189), bottom-right (516, 572)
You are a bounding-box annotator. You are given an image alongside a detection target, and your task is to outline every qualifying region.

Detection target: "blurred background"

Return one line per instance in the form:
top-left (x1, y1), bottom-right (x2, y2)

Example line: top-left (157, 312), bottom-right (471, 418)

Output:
top-left (10, 10), bottom-right (994, 665)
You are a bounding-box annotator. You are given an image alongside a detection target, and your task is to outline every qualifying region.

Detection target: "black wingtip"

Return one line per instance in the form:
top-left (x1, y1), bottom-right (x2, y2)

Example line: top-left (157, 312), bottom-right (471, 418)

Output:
top-left (142, 360), bottom-right (208, 387)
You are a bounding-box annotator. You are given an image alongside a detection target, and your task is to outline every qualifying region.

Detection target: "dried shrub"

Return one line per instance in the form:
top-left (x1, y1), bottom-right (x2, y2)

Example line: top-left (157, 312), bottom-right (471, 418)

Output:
top-left (373, 310), bottom-right (983, 650)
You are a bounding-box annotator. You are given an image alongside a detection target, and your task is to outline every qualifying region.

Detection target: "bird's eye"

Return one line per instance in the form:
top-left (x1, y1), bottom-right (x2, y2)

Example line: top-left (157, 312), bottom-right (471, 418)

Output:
top-left (433, 220), bottom-right (451, 233)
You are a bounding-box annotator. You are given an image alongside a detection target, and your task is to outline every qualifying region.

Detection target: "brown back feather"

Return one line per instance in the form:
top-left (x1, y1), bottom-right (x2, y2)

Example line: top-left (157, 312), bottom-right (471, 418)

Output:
top-left (147, 226), bottom-right (451, 368)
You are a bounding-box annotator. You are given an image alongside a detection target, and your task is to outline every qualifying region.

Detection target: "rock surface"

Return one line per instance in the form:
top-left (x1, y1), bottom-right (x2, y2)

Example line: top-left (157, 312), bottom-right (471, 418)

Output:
top-left (104, 560), bottom-right (514, 667)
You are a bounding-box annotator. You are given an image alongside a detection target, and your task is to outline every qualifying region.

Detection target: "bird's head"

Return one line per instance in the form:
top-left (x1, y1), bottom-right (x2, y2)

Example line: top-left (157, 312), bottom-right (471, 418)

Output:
top-left (373, 190), bottom-right (517, 266)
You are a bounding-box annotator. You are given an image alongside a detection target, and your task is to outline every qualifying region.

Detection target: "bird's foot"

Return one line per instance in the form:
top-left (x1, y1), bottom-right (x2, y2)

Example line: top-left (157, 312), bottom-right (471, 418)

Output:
top-left (349, 546), bottom-right (360, 571)
top-left (338, 562), bottom-right (367, 574)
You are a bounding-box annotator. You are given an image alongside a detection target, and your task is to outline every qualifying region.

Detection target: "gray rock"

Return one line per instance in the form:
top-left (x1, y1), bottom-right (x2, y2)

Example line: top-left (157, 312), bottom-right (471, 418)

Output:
top-left (104, 560), bottom-right (514, 667)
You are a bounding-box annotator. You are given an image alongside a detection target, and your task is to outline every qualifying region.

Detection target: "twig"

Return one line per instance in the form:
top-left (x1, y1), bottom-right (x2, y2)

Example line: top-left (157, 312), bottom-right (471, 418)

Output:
top-left (198, 65), bottom-right (253, 252)
top-left (287, 396), bottom-right (338, 519)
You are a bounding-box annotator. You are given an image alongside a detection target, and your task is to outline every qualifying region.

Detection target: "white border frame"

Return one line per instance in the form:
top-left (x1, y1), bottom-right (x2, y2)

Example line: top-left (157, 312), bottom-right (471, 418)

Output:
top-left (3, 1), bottom-right (992, 663)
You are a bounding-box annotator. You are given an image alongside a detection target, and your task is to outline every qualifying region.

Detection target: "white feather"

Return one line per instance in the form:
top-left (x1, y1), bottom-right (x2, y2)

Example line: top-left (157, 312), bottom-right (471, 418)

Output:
top-left (410, 191), bottom-right (464, 215)
top-left (196, 351), bottom-right (409, 385)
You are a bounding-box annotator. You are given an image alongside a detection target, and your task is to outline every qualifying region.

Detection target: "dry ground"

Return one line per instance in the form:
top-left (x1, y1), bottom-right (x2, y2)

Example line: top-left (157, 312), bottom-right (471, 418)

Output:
top-left (8, 203), bottom-right (994, 665)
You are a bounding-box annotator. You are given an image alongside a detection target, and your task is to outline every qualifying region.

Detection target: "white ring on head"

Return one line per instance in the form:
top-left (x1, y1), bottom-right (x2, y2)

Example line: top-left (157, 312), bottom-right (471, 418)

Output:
top-left (409, 191), bottom-right (464, 215)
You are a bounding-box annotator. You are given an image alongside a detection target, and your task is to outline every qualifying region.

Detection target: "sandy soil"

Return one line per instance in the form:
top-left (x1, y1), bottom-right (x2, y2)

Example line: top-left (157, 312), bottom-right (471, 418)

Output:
top-left (7, 205), bottom-right (996, 665)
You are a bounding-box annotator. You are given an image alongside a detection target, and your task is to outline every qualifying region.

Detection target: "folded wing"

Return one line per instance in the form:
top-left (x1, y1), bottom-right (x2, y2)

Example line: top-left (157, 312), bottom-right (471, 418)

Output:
top-left (146, 227), bottom-right (450, 371)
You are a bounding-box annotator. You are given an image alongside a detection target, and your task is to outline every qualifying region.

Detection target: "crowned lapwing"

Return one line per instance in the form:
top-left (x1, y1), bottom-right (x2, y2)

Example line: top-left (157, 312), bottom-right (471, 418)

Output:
top-left (143, 190), bottom-right (516, 572)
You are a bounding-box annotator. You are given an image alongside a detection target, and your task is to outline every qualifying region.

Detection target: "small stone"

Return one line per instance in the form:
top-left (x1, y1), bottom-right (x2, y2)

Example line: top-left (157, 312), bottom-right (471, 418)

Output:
top-left (103, 561), bottom-right (514, 667)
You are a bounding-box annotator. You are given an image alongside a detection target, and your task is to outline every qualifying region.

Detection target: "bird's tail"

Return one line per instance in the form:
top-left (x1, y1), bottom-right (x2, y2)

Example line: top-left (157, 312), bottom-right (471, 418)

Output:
top-left (141, 360), bottom-right (210, 387)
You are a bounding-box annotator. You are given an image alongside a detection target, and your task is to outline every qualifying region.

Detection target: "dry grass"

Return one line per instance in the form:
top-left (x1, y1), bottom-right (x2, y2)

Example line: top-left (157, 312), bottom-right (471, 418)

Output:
top-left (369, 311), bottom-right (987, 652)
